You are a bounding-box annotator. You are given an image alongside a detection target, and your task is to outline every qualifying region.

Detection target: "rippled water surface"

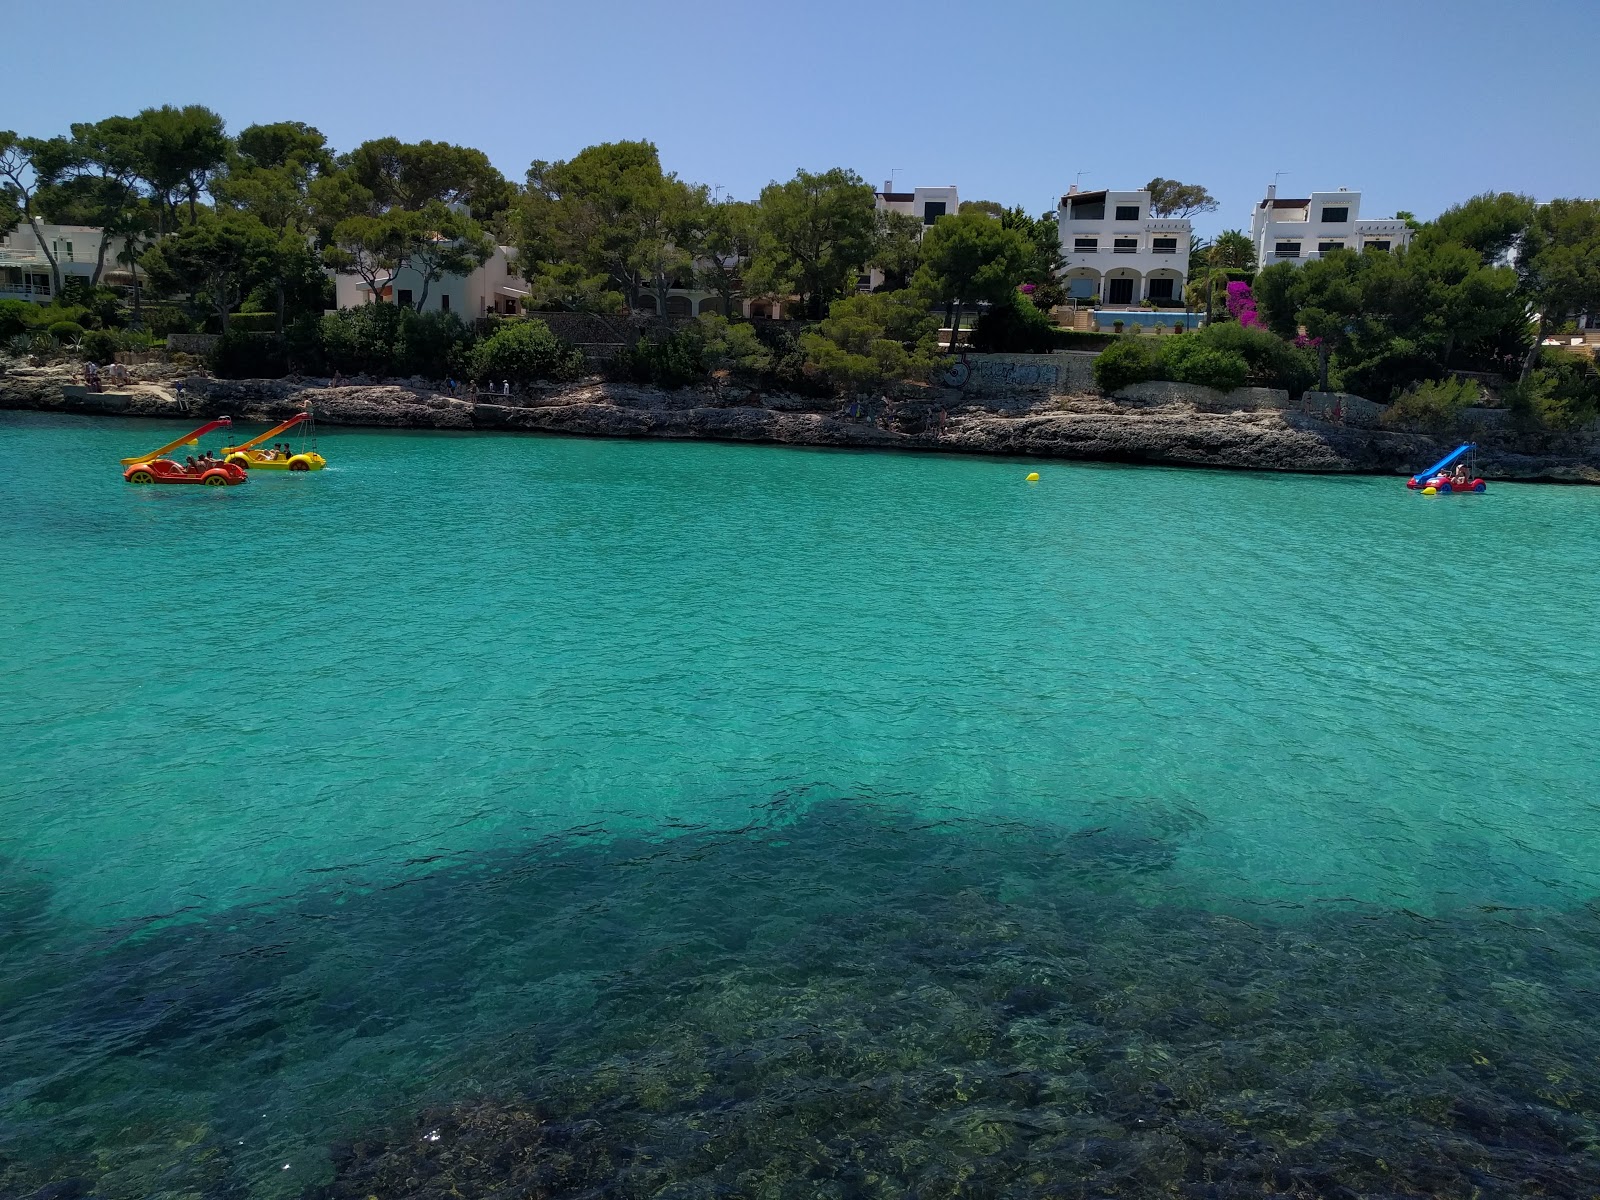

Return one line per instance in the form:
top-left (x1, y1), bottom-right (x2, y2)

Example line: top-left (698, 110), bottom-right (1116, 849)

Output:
top-left (3, 411), bottom-right (1600, 1198)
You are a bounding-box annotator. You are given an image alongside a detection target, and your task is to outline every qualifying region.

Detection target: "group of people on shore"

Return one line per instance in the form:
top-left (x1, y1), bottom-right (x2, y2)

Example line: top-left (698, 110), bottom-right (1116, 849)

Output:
top-left (77, 360), bottom-right (131, 393)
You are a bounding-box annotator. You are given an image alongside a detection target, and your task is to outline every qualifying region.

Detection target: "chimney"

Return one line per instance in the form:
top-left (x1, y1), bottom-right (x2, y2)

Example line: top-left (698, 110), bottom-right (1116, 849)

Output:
top-left (883, 180), bottom-right (892, 193)
top-left (1266, 182), bottom-right (1277, 201)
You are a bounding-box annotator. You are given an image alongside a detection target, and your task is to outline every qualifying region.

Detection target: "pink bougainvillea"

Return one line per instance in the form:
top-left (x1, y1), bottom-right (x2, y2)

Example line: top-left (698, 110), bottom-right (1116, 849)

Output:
top-left (1225, 281), bottom-right (1263, 329)
top-left (1019, 283), bottom-right (1036, 294)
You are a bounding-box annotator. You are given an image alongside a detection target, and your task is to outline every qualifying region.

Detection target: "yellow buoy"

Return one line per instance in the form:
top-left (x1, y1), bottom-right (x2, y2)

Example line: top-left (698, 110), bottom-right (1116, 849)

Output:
top-left (1025, 472), bottom-right (1040, 482)
top-left (1421, 486), bottom-right (1437, 495)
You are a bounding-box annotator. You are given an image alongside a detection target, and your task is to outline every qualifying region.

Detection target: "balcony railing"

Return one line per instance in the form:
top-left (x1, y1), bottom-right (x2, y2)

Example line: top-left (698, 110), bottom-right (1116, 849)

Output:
top-left (0, 284), bottom-right (51, 299)
top-left (1112, 246), bottom-right (1139, 254)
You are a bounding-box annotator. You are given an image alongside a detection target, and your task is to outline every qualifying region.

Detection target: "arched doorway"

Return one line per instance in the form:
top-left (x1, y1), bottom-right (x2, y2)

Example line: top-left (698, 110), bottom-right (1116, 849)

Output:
top-left (665, 294), bottom-right (693, 317)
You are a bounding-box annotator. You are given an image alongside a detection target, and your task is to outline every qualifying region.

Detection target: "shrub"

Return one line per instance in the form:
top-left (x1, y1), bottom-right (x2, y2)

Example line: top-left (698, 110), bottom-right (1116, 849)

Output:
top-left (467, 319), bottom-right (584, 387)
top-left (396, 309), bottom-right (476, 380)
top-left (228, 311), bottom-right (280, 333)
top-left (48, 320), bottom-right (85, 345)
top-left (320, 303), bottom-right (405, 376)
top-left (972, 294), bottom-right (1055, 353)
top-left (793, 291), bottom-right (940, 393)
top-left (210, 331), bottom-right (288, 379)
top-left (1187, 322), bottom-right (1316, 396)
top-left (0, 299), bottom-right (39, 341)
top-left (1504, 353), bottom-right (1600, 431)
top-left (1092, 339), bottom-right (1162, 393)
top-left (1161, 339), bottom-right (1249, 391)
top-left (1050, 329), bottom-right (1116, 351)
top-left (1382, 376), bottom-right (1481, 432)
top-left (79, 329), bottom-right (120, 363)
top-left (609, 325), bottom-right (707, 389)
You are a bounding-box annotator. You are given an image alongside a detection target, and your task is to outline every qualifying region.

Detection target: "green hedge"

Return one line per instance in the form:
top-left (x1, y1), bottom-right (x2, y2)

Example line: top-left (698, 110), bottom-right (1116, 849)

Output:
top-left (1050, 329), bottom-right (1116, 351)
top-left (228, 311), bottom-right (280, 333)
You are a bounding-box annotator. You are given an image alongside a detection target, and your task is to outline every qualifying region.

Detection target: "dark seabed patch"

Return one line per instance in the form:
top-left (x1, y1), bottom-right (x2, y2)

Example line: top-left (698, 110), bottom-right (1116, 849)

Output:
top-left (3, 802), bottom-right (1600, 1200)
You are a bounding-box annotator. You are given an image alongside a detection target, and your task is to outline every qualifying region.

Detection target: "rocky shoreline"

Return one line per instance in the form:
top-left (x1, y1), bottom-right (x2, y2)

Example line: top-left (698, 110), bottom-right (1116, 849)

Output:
top-left (5, 361), bottom-right (1599, 482)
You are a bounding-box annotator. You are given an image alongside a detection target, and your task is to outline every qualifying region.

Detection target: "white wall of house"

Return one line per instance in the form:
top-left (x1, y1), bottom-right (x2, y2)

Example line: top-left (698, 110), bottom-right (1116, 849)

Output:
top-left (0, 223), bottom-right (128, 302)
top-left (332, 244), bottom-right (528, 317)
top-left (1250, 187), bottom-right (1413, 267)
top-left (1056, 186), bottom-right (1191, 307)
top-left (867, 184), bottom-right (960, 290)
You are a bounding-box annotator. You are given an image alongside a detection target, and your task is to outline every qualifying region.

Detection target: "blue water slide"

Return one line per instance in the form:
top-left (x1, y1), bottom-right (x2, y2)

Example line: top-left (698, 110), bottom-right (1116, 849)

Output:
top-left (1410, 442), bottom-right (1476, 484)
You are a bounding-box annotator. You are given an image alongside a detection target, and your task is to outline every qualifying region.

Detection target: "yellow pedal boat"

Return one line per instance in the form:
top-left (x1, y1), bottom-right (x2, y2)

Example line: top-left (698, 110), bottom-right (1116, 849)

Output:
top-left (222, 411), bottom-right (327, 471)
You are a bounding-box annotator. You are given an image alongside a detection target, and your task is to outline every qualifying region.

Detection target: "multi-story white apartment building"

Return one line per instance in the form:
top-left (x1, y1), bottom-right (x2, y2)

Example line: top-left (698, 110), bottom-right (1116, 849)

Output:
top-left (1056, 186), bottom-right (1191, 307)
top-left (866, 183), bottom-right (960, 290)
top-left (0, 223), bottom-right (128, 303)
top-left (333, 242), bottom-right (531, 316)
top-left (1250, 186), bottom-right (1412, 268)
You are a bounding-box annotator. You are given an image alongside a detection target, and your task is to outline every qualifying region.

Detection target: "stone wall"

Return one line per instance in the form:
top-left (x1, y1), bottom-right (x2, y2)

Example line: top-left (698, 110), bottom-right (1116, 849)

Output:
top-left (1113, 381), bottom-right (1291, 412)
top-left (938, 351), bottom-right (1096, 397)
top-left (166, 333), bottom-right (220, 356)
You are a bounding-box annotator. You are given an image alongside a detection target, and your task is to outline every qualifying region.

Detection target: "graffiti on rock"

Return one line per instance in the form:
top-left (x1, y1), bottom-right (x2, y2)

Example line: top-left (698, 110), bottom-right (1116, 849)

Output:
top-left (941, 354), bottom-right (1059, 391)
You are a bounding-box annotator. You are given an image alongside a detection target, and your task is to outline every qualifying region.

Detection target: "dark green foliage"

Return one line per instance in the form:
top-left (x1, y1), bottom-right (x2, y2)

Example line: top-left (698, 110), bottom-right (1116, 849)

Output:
top-left (0, 299), bottom-right (36, 340)
top-left (1381, 376), bottom-right (1482, 432)
top-left (466, 318), bottom-right (584, 386)
top-left (1505, 350), bottom-right (1600, 430)
top-left (319, 302), bottom-right (404, 376)
top-left (47, 320), bottom-right (85, 343)
top-left (78, 328), bottom-right (120, 362)
top-left (209, 330), bottom-right (287, 378)
top-left (227, 311), bottom-right (279, 333)
top-left (972, 294), bottom-right (1055, 353)
top-left (1092, 339), bottom-right (1162, 392)
top-left (609, 326), bottom-right (708, 389)
top-left (1050, 329), bottom-right (1117, 351)
top-left (1188, 322), bottom-right (1317, 397)
top-left (1161, 338), bottom-right (1248, 391)
top-left (56, 280), bottom-right (122, 328)
top-left (317, 305), bottom-right (487, 381)
top-left (1092, 324), bottom-right (1315, 396)
top-left (397, 310), bottom-right (476, 381)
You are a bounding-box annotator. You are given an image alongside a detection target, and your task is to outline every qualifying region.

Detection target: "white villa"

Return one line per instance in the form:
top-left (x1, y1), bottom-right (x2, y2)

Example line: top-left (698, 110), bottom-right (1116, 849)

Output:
top-left (1056, 186), bottom-right (1191, 307)
top-left (866, 183), bottom-right (960, 291)
top-left (332, 242), bottom-right (530, 316)
top-left (1250, 186), bottom-right (1412, 268)
top-left (0, 223), bottom-right (128, 302)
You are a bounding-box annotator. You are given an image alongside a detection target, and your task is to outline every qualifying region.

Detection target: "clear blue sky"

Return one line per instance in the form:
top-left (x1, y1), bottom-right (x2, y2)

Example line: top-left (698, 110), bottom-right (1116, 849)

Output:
top-left (9, 0), bottom-right (1597, 237)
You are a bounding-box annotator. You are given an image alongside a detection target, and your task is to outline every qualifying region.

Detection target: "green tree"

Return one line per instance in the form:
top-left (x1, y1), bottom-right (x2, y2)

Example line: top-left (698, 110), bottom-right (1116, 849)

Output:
top-left (1515, 198), bottom-right (1600, 379)
top-left (1254, 253), bottom-right (1363, 391)
top-left (0, 131), bottom-right (64, 293)
top-left (30, 117), bottom-right (146, 285)
top-left (519, 140), bottom-right (692, 312)
top-left (130, 105), bottom-right (229, 231)
top-left (141, 215), bottom-right (277, 333)
top-left (913, 211), bottom-right (1033, 352)
top-left (1425, 192), bottom-right (1537, 263)
top-left (1208, 229), bottom-right (1257, 271)
top-left (798, 290), bottom-right (939, 391)
top-left (1000, 205), bottom-right (1067, 308)
top-left (869, 209), bottom-right (924, 291)
top-left (1145, 177), bottom-right (1218, 219)
top-left (345, 137), bottom-right (512, 223)
top-left (214, 121), bottom-right (334, 234)
top-left (692, 198), bottom-right (757, 316)
top-left (324, 211), bottom-right (414, 304)
top-left (407, 202), bottom-right (495, 311)
top-left (745, 167), bottom-right (877, 319)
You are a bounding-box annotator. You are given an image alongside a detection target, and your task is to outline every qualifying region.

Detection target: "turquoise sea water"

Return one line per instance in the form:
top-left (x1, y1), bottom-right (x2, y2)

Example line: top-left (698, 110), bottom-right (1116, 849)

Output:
top-left (3, 411), bottom-right (1600, 1198)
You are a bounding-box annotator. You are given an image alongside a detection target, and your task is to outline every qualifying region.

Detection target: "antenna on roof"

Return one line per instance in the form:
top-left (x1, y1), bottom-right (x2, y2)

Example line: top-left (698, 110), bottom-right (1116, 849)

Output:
top-left (890, 168), bottom-right (902, 192)
top-left (711, 183), bottom-right (724, 203)
top-left (1074, 170), bottom-right (1090, 189)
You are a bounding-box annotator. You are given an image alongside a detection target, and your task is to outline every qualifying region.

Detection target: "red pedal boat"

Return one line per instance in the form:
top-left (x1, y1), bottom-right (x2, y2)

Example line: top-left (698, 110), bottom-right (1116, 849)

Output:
top-left (122, 417), bottom-right (248, 486)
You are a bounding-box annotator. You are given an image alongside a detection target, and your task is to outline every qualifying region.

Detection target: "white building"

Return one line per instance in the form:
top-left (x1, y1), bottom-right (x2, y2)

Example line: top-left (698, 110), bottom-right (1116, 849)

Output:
top-left (866, 183), bottom-right (960, 290)
top-left (332, 242), bottom-right (530, 317)
top-left (1250, 186), bottom-right (1412, 268)
top-left (1056, 186), bottom-right (1191, 307)
top-left (0, 223), bottom-right (128, 303)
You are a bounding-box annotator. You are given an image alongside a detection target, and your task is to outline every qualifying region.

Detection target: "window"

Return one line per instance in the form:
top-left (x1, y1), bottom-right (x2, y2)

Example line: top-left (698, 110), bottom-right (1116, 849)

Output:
top-left (1070, 199), bottom-right (1104, 220)
top-left (31, 273), bottom-right (50, 295)
top-left (1320, 206), bottom-right (1349, 223)
top-left (1073, 237), bottom-right (1098, 252)
top-left (1113, 237), bottom-right (1138, 254)
top-left (63, 240), bottom-right (74, 261)
top-left (1115, 205), bottom-right (1140, 221)
top-left (857, 273), bottom-right (872, 291)
top-left (398, 288), bottom-right (414, 308)
top-left (1274, 241), bottom-right (1302, 258)
top-left (1365, 239), bottom-right (1391, 252)
top-left (1107, 278), bottom-right (1134, 304)
top-left (503, 297), bottom-right (518, 314)
top-left (1317, 241), bottom-right (1345, 253)
top-left (1148, 278), bottom-right (1175, 301)
top-left (922, 200), bottom-right (946, 225)
top-left (440, 294), bottom-right (450, 311)
top-left (1068, 277), bottom-right (1096, 299)
top-left (1152, 236), bottom-right (1177, 254)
